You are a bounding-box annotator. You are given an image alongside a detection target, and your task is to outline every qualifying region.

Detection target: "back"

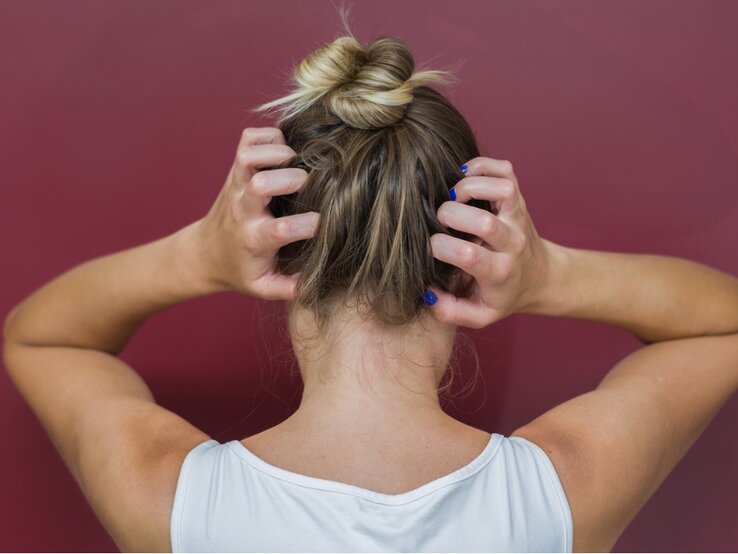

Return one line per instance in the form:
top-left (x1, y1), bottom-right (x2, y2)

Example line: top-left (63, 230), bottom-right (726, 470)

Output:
top-left (170, 433), bottom-right (573, 552)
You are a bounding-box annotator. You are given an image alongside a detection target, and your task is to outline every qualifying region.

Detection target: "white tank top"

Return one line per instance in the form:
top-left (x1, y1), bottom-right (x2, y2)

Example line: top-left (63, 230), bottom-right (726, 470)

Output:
top-left (170, 432), bottom-right (573, 552)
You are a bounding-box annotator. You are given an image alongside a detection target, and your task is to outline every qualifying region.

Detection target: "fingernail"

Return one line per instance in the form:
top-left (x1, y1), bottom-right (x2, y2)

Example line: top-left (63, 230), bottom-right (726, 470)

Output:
top-left (460, 163), bottom-right (468, 174)
top-left (422, 290), bottom-right (437, 306)
top-left (449, 187), bottom-right (456, 201)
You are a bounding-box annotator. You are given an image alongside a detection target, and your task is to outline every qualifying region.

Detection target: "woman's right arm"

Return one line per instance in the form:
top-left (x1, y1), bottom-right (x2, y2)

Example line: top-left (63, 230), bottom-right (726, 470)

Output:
top-left (529, 240), bottom-right (738, 344)
top-left (516, 242), bottom-right (738, 551)
top-left (429, 156), bottom-right (738, 552)
top-left (514, 242), bottom-right (738, 552)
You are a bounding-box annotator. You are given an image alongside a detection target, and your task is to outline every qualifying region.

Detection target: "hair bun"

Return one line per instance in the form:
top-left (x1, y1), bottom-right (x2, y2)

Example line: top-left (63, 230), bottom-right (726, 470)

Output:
top-left (310, 36), bottom-right (415, 129)
top-left (255, 30), bottom-right (457, 130)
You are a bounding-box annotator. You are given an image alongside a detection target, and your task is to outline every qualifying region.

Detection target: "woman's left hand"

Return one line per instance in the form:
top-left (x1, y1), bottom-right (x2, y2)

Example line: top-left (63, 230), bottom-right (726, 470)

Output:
top-left (187, 127), bottom-right (319, 300)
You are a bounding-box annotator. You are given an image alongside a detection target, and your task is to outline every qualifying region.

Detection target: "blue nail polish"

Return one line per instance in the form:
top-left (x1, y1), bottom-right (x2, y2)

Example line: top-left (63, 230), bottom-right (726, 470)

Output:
top-left (422, 290), bottom-right (437, 306)
top-left (449, 187), bottom-right (456, 201)
top-left (460, 163), bottom-right (468, 174)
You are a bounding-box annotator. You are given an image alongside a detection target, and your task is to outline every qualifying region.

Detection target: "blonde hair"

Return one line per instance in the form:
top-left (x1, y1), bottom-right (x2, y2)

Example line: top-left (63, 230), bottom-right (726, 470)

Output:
top-left (256, 14), bottom-right (458, 130)
top-left (251, 9), bottom-right (484, 401)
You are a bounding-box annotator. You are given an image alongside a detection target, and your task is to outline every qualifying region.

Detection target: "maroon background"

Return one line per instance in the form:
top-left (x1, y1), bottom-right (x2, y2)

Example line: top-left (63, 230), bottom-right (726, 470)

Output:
top-left (1, 1), bottom-right (737, 551)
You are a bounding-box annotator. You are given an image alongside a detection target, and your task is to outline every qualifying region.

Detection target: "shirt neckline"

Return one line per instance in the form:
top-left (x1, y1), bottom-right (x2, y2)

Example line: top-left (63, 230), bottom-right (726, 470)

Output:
top-left (223, 432), bottom-right (503, 506)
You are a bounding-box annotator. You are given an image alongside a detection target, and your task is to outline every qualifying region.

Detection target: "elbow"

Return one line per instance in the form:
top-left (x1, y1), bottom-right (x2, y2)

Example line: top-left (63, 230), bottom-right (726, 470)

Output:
top-left (3, 304), bottom-right (21, 345)
top-left (3, 305), bottom-right (20, 376)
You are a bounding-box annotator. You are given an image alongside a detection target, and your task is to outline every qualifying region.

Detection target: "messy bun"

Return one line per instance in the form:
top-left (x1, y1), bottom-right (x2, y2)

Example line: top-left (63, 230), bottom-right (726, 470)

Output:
top-left (255, 24), bottom-right (456, 130)
top-left (252, 12), bottom-right (486, 342)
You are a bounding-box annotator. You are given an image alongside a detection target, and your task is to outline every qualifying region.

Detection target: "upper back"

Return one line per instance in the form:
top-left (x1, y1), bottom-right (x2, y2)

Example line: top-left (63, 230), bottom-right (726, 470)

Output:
top-left (170, 432), bottom-right (573, 552)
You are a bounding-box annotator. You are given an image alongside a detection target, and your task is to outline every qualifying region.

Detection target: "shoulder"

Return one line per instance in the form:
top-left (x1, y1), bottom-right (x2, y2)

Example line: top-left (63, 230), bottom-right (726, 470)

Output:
top-left (3, 344), bottom-right (214, 551)
top-left (511, 421), bottom-right (615, 553)
top-left (93, 421), bottom-right (212, 553)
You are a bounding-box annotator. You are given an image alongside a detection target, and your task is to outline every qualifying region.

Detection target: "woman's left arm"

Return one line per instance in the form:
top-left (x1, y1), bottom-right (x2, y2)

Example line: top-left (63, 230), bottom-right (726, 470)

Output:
top-left (1, 210), bottom-right (221, 554)
top-left (3, 221), bottom-right (221, 354)
top-left (1, 127), bottom-right (319, 552)
top-left (4, 126), bottom-right (319, 355)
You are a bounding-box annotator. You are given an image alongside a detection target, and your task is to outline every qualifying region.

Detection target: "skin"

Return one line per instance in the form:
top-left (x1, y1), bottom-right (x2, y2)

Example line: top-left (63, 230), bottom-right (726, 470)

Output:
top-left (241, 300), bottom-right (497, 497)
top-left (1, 127), bottom-right (553, 551)
top-left (285, 301), bottom-right (457, 432)
top-left (262, 147), bottom-right (551, 465)
top-left (8, 125), bottom-right (737, 552)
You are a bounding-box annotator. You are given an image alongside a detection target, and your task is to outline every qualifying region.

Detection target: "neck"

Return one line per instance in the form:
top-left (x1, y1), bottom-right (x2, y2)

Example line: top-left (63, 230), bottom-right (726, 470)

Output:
top-left (284, 301), bottom-right (458, 438)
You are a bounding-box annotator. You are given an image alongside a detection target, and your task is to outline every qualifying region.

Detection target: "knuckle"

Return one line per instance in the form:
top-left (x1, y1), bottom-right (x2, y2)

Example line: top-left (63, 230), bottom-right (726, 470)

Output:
top-left (275, 219), bottom-right (291, 239)
top-left (498, 179), bottom-right (516, 200)
top-left (460, 243), bottom-right (480, 267)
top-left (480, 213), bottom-right (496, 236)
top-left (242, 127), bottom-right (255, 139)
top-left (250, 171), bottom-right (269, 194)
top-left (500, 159), bottom-right (514, 175)
top-left (236, 148), bottom-right (253, 169)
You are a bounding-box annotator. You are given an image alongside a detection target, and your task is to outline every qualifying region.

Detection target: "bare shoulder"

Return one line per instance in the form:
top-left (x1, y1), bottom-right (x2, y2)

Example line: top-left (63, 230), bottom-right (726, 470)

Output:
top-left (145, 433), bottom-right (213, 552)
top-left (93, 416), bottom-right (211, 553)
top-left (510, 420), bottom-right (600, 552)
top-left (2, 343), bottom-right (213, 552)
top-left (512, 332), bottom-right (738, 552)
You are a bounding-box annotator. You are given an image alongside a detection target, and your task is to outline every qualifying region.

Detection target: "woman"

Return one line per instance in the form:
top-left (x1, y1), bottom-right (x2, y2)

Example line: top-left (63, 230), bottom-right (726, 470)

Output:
top-left (4, 22), bottom-right (738, 554)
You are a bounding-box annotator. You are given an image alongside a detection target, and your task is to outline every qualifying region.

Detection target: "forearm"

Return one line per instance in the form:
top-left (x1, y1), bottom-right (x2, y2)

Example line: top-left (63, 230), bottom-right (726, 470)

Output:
top-left (529, 240), bottom-right (738, 343)
top-left (3, 220), bottom-right (225, 354)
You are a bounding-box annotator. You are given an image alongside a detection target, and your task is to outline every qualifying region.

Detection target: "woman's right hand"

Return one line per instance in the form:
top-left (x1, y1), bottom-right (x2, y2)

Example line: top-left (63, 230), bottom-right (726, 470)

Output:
top-left (424, 157), bottom-right (556, 328)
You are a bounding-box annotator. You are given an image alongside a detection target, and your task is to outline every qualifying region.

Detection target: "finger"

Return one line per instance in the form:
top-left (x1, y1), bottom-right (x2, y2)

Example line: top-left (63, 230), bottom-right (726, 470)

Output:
top-left (437, 201), bottom-right (516, 252)
top-left (234, 143), bottom-right (297, 185)
top-left (451, 175), bottom-right (519, 214)
top-left (246, 168), bottom-right (310, 211)
top-left (238, 127), bottom-right (287, 150)
top-left (422, 286), bottom-right (495, 329)
top-left (254, 211), bottom-right (321, 252)
top-left (254, 271), bottom-right (300, 302)
top-left (430, 233), bottom-right (505, 284)
top-left (463, 157), bottom-right (516, 180)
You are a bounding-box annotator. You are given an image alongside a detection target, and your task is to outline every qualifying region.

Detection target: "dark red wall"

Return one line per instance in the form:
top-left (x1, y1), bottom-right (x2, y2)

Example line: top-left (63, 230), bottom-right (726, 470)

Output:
top-left (1, 1), bottom-right (736, 551)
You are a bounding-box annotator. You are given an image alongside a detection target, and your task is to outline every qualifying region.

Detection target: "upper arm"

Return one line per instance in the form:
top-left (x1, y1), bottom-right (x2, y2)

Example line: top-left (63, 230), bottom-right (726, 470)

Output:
top-left (512, 332), bottom-right (738, 552)
top-left (2, 341), bottom-right (211, 552)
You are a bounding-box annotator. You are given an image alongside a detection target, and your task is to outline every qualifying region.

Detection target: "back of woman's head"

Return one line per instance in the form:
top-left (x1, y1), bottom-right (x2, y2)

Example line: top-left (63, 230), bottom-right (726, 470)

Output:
top-left (253, 18), bottom-right (485, 339)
